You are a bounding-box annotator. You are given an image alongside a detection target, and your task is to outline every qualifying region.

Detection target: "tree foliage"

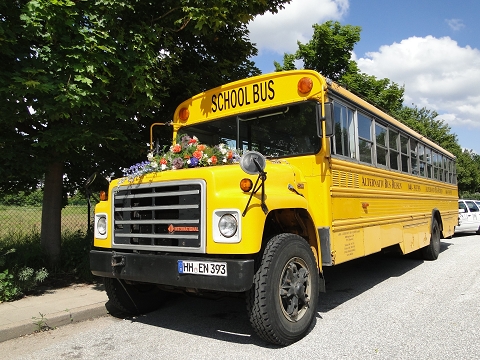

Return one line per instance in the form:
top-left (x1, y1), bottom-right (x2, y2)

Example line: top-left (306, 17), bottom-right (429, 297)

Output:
top-left (297, 21), bottom-right (360, 81)
top-left (0, 0), bottom-right (291, 263)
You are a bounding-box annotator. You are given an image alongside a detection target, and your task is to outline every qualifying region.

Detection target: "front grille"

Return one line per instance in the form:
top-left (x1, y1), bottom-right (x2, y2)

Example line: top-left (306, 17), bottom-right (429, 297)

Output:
top-left (112, 180), bottom-right (206, 253)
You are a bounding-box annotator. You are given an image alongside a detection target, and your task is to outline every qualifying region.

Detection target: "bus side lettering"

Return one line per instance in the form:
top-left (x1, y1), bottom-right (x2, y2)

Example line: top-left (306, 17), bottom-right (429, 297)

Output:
top-left (211, 80), bottom-right (275, 113)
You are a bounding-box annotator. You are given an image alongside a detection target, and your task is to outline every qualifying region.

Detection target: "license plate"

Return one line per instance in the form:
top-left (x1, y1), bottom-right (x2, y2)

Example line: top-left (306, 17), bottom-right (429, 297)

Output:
top-left (177, 260), bottom-right (227, 276)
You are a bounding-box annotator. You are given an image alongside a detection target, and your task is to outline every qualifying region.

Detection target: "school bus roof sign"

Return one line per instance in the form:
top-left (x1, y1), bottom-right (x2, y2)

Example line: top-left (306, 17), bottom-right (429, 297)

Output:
top-left (173, 70), bottom-right (327, 126)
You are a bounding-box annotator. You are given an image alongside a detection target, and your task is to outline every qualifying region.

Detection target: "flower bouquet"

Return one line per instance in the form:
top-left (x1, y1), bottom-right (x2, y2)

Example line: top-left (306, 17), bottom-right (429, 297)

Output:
top-left (123, 134), bottom-right (241, 181)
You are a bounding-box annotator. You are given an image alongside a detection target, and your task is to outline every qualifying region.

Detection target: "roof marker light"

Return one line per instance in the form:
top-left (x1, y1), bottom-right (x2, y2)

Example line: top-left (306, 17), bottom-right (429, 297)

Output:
top-left (298, 77), bottom-right (313, 94)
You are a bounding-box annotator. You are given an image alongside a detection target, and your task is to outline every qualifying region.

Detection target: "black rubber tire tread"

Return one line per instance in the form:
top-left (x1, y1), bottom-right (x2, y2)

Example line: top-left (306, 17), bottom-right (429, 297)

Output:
top-left (421, 217), bottom-right (441, 260)
top-left (104, 277), bottom-right (166, 315)
top-left (246, 233), bottom-right (319, 346)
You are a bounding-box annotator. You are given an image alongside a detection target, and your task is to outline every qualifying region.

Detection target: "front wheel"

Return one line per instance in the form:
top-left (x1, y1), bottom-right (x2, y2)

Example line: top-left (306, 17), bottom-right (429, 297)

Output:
top-left (421, 217), bottom-right (441, 260)
top-left (247, 233), bottom-right (319, 346)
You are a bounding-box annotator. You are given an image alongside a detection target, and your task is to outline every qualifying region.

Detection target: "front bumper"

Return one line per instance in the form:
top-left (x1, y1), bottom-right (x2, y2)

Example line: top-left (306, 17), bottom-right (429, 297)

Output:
top-left (90, 250), bottom-right (254, 292)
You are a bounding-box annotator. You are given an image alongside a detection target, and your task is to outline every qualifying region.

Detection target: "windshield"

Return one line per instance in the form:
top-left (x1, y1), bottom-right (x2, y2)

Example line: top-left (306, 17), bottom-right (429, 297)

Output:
top-left (181, 101), bottom-right (321, 158)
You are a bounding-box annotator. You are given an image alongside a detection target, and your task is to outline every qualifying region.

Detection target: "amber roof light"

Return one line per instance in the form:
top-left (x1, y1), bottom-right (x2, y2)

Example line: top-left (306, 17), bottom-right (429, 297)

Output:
top-left (297, 77), bottom-right (313, 94)
top-left (179, 107), bottom-right (190, 121)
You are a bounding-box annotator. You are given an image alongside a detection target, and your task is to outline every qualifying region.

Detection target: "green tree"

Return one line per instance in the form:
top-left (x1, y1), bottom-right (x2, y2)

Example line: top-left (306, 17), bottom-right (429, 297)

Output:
top-left (339, 68), bottom-right (405, 116)
top-left (296, 21), bottom-right (361, 81)
top-left (396, 106), bottom-right (460, 152)
top-left (0, 0), bottom-right (290, 264)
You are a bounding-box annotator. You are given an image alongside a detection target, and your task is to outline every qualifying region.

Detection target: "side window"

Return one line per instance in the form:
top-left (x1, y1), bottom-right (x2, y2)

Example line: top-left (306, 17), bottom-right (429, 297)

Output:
top-left (459, 201), bottom-right (467, 212)
top-left (443, 157), bottom-right (448, 183)
top-left (433, 152), bottom-right (439, 180)
top-left (375, 123), bottom-right (388, 167)
top-left (425, 147), bottom-right (432, 178)
top-left (333, 102), bottom-right (356, 158)
top-left (358, 113), bottom-right (373, 164)
top-left (400, 135), bottom-right (409, 173)
top-left (466, 201), bottom-right (479, 213)
top-left (410, 140), bottom-right (418, 175)
top-left (389, 129), bottom-right (399, 170)
top-left (438, 154), bottom-right (444, 181)
top-left (418, 144), bottom-right (425, 176)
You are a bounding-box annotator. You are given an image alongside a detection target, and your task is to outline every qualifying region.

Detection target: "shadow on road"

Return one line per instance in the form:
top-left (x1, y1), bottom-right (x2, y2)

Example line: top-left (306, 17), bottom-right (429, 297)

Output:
top-left (112, 241), bottom-right (453, 346)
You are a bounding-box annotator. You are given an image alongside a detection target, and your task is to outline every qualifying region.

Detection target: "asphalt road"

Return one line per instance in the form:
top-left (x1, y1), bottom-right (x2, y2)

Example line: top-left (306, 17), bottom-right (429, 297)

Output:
top-left (3, 233), bottom-right (480, 360)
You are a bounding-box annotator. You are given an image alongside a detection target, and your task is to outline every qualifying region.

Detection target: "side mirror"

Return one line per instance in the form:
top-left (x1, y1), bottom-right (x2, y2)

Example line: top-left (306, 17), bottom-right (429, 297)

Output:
top-left (239, 151), bottom-right (266, 175)
top-left (317, 102), bottom-right (334, 138)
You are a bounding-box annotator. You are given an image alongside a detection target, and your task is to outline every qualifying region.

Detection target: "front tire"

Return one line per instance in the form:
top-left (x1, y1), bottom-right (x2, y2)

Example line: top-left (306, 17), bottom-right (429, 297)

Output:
top-left (421, 217), bottom-right (441, 260)
top-left (104, 277), bottom-right (167, 315)
top-left (247, 233), bottom-right (319, 346)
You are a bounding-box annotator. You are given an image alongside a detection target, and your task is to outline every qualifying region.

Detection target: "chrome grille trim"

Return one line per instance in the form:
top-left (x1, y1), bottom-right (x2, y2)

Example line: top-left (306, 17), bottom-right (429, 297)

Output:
top-left (111, 179), bottom-right (206, 253)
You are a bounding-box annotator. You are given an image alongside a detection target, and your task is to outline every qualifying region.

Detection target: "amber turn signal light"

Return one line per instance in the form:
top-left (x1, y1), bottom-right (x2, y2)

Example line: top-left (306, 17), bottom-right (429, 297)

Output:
top-left (240, 178), bottom-right (253, 192)
top-left (297, 77), bottom-right (313, 94)
top-left (99, 191), bottom-right (107, 201)
top-left (179, 107), bottom-right (190, 121)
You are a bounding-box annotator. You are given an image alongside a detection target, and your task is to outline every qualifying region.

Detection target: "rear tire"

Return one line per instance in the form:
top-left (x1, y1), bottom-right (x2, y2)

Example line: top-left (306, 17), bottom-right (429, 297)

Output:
top-left (247, 233), bottom-right (319, 346)
top-left (421, 218), bottom-right (441, 260)
top-left (104, 277), bottom-right (166, 315)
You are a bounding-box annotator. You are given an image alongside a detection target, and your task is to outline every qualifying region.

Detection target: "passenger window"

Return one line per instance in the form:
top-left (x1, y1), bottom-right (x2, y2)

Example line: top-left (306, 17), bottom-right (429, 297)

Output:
top-left (400, 135), bottom-right (409, 173)
top-left (418, 144), bottom-right (425, 176)
top-left (358, 113), bottom-right (373, 164)
top-left (333, 103), bottom-right (356, 158)
top-left (410, 140), bottom-right (418, 175)
top-left (389, 129), bottom-right (399, 170)
top-left (375, 123), bottom-right (387, 167)
top-left (425, 147), bottom-right (432, 178)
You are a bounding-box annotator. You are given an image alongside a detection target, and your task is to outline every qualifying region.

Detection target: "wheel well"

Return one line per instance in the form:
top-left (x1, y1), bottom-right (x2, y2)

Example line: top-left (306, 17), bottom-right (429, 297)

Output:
top-left (261, 208), bottom-right (318, 255)
top-left (432, 208), bottom-right (444, 238)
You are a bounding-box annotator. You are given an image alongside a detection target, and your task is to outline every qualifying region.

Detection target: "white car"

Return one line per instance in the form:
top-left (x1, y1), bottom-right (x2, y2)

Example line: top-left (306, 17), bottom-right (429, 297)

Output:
top-left (455, 199), bottom-right (480, 234)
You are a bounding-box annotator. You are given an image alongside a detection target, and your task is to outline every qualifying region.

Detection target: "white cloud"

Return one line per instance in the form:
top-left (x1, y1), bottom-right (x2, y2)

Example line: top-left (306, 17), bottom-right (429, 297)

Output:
top-left (446, 18), bottom-right (465, 31)
top-left (356, 36), bottom-right (480, 129)
top-left (248, 0), bottom-right (349, 54)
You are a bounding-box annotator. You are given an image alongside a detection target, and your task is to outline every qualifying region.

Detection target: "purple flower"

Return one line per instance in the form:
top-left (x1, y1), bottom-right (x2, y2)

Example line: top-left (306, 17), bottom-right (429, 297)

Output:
top-left (180, 135), bottom-right (191, 148)
top-left (171, 157), bottom-right (184, 169)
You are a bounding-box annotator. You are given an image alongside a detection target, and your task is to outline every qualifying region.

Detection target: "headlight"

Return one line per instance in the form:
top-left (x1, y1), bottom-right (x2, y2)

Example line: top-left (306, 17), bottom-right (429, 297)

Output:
top-left (95, 214), bottom-right (108, 238)
top-left (97, 216), bottom-right (107, 235)
top-left (218, 214), bottom-right (238, 238)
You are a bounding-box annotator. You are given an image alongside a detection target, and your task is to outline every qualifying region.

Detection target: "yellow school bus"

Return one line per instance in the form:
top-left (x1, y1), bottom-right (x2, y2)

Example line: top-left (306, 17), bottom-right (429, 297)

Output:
top-left (90, 70), bottom-right (458, 345)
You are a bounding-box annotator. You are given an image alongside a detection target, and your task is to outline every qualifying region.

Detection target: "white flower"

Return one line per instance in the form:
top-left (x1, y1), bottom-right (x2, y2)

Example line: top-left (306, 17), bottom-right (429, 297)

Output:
top-left (151, 162), bottom-right (158, 169)
top-left (207, 158), bottom-right (212, 164)
top-left (147, 152), bottom-right (154, 161)
top-left (161, 164), bottom-right (167, 171)
top-left (218, 143), bottom-right (227, 154)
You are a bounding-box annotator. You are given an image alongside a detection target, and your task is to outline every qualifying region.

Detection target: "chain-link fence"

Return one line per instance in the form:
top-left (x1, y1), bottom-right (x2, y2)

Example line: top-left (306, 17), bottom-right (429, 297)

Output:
top-left (0, 195), bottom-right (96, 238)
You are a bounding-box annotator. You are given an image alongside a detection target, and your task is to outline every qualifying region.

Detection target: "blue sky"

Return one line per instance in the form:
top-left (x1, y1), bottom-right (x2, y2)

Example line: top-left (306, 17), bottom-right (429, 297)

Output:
top-left (247, 0), bottom-right (480, 154)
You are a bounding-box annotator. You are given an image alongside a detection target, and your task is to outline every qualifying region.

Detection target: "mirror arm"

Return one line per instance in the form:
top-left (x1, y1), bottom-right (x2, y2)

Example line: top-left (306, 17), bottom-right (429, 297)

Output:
top-left (242, 162), bottom-right (268, 217)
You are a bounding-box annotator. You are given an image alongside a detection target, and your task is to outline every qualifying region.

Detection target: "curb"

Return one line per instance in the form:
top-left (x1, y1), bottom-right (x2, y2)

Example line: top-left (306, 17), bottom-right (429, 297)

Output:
top-left (0, 302), bottom-right (109, 343)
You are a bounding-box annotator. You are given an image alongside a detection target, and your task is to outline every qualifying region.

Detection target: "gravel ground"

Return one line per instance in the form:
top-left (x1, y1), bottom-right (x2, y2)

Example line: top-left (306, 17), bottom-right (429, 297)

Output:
top-left (3, 233), bottom-right (480, 360)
